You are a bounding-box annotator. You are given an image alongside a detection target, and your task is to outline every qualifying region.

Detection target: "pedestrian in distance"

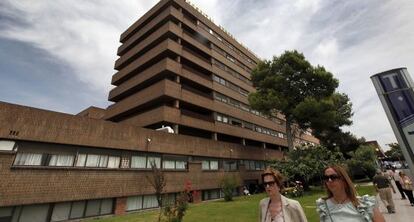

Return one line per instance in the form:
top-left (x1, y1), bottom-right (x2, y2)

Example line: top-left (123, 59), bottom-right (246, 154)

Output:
top-left (259, 167), bottom-right (307, 222)
top-left (399, 171), bottom-right (414, 206)
top-left (372, 170), bottom-right (395, 213)
top-left (391, 168), bottom-right (406, 200)
top-left (316, 165), bottom-right (385, 222)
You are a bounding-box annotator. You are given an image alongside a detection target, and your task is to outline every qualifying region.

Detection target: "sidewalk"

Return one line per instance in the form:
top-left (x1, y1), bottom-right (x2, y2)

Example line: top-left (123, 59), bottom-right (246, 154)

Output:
top-left (377, 181), bottom-right (414, 222)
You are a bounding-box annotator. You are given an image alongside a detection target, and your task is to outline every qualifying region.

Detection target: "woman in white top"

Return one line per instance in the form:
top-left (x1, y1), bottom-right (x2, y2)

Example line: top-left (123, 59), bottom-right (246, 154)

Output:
top-left (259, 167), bottom-right (307, 222)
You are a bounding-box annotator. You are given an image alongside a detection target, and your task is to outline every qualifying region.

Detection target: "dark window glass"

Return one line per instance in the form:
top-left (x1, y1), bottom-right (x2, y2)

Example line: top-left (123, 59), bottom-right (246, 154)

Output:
top-left (379, 72), bottom-right (407, 92)
top-left (85, 200), bottom-right (100, 217)
top-left (386, 90), bottom-right (414, 122)
top-left (69, 201), bottom-right (86, 219)
top-left (51, 202), bottom-right (71, 222)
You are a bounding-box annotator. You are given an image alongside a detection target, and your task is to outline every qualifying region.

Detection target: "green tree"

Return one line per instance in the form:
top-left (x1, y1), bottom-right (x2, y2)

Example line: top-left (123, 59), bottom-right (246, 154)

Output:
top-left (318, 130), bottom-right (364, 155)
top-left (346, 145), bottom-right (378, 179)
top-left (385, 142), bottom-right (405, 161)
top-left (271, 145), bottom-right (344, 190)
top-left (249, 50), bottom-right (352, 151)
top-left (220, 175), bottom-right (239, 201)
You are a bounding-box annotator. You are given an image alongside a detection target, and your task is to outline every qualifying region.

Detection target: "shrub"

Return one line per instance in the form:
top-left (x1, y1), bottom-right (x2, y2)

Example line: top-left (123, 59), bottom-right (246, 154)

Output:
top-left (220, 175), bottom-right (239, 201)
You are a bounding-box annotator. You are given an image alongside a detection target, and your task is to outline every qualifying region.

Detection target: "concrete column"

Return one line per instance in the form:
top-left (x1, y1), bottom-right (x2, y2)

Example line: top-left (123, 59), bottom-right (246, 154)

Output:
top-left (177, 38), bottom-right (182, 44)
top-left (174, 124), bottom-right (179, 134)
top-left (176, 55), bottom-right (181, 63)
top-left (242, 138), bottom-right (246, 146)
top-left (212, 132), bottom-right (217, 140)
top-left (114, 197), bottom-right (127, 215)
top-left (174, 100), bottom-right (180, 108)
top-left (262, 143), bottom-right (266, 149)
top-left (175, 75), bottom-right (180, 83)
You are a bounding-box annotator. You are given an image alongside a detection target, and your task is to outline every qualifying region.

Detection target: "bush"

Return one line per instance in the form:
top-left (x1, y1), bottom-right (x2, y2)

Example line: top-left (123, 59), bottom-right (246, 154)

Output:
top-left (282, 184), bottom-right (304, 198)
top-left (220, 175), bottom-right (239, 201)
top-left (163, 192), bottom-right (188, 222)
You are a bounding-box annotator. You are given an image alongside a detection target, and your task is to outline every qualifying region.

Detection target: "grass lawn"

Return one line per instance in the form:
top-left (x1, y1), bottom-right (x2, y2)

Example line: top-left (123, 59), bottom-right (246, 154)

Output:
top-left (86, 185), bottom-right (375, 222)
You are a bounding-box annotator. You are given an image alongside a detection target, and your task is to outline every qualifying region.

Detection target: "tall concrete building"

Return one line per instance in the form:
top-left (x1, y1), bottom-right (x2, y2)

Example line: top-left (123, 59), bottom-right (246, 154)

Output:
top-left (0, 0), bottom-right (318, 221)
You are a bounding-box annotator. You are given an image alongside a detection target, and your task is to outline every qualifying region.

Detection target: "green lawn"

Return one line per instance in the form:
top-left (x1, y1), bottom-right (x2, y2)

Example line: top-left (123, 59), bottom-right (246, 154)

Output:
top-left (87, 185), bottom-right (375, 222)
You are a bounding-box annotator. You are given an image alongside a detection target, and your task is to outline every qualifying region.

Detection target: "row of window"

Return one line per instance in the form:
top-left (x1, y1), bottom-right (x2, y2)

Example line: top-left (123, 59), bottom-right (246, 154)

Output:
top-left (214, 92), bottom-right (285, 125)
top-left (196, 20), bottom-right (256, 68)
top-left (0, 198), bottom-right (113, 222)
top-left (212, 59), bottom-right (251, 85)
top-left (126, 194), bottom-right (160, 211)
top-left (213, 75), bottom-right (249, 97)
top-left (214, 92), bottom-right (257, 115)
top-left (13, 153), bottom-right (187, 170)
top-left (242, 160), bottom-right (266, 171)
top-left (211, 44), bottom-right (252, 74)
top-left (11, 151), bottom-right (266, 171)
top-left (126, 193), bottom-right (177, 212)
top-left (215, 113), bottom-right (286, 139)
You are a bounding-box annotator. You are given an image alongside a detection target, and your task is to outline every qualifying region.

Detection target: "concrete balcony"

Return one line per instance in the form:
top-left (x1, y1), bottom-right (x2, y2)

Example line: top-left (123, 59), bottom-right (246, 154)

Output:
top-left (120, 105), bottom-right (180, 127)
top-left (105, 79), bottom-right (181, 120)
top-left (118, 6), bottom-right (182, 55)
top-left (109, 58), bottom-right (181, 102)
top-left (214, 122), bottom-right (288, 147)
top-left (112, 39), bottom-right (182, 85)
top-left (115, 21), bottom-right (182, 70)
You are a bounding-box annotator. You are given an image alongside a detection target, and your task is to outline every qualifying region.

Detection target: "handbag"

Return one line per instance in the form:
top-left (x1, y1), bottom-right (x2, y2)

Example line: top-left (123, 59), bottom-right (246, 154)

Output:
top-left (403, 178), bottom-right (413, 190)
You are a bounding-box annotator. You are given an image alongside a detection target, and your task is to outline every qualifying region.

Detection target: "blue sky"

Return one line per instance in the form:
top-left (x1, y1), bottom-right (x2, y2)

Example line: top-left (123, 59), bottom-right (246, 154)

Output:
top-left (1, 0), bottom-right (414, 150)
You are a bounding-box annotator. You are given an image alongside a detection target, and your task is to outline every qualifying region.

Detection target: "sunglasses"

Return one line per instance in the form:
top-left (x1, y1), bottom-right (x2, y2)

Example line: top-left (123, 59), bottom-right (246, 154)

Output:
top-left (323, 174), bottom-right (341, 182)
top-left (263, 181), bottom-right (276, 188)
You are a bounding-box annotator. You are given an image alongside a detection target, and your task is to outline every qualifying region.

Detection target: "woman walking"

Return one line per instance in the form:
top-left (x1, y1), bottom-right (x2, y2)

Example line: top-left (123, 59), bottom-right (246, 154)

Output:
top-left (259, 167), bottom-right (307, 222)
top-left (399, 171), bottom-right (414, 206)
top-left (316, 165), bottom-right (385, 222)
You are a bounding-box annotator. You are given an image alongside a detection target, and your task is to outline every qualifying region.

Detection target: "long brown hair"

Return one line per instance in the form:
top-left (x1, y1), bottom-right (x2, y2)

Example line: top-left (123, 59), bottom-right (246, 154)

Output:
top-left (323, 164), bottom-right (359, 207)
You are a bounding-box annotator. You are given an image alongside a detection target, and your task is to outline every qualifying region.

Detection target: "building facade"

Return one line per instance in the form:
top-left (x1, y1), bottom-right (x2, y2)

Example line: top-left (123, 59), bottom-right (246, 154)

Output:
top-left (0, 0), bottom-right (318, 221)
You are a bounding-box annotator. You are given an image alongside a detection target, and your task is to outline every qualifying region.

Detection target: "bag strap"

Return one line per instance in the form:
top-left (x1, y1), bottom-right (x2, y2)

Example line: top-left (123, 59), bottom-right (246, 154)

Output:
top-left (324, 200), bottom-right (334, 222)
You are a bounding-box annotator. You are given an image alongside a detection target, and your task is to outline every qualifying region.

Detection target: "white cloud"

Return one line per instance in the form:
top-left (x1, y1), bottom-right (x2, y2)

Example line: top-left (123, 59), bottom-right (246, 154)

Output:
top-left (0, 0), bottom-right (158, 93)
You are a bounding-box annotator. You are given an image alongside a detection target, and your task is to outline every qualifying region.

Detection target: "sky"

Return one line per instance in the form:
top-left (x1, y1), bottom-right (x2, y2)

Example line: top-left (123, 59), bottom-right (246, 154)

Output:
top-left (1, 0), bottom-right (413, 150)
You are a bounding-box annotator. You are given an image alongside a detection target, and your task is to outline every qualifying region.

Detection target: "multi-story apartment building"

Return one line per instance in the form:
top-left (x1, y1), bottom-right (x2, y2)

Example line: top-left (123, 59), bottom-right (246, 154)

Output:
top-left (0, 0), bottom-right (318, 221)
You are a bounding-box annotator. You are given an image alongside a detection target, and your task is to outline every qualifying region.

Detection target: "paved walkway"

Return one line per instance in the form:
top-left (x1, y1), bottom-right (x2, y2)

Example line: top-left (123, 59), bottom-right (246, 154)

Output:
top-left (376, 180), bottom-right (414, 221)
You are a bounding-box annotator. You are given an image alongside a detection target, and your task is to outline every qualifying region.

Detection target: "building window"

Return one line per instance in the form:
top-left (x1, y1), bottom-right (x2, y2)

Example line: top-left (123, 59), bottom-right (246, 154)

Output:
top-left (70, 201), bottom-right (86, 219)
top-left (75, 154), bottom-right (118, 168)
top-left (222, 116), bottom-right (228, 123)
top-left (143, 195), bottom-right (159, 209)
top-left (131, 156), bottom-right (146, 168)
top-left (223, 160), bottom-right (237, 171)
top-left (127, 196), bottom-right (143, 211)
top-left (0, 207), bottom-right (13, 221)
top-left (147, 156), bottom-right (161, 168)
top-left (51, 202), bottom-right (71, 221)
top-left (14, 153), bottom-right (43, 166)
top-left (0, 140), bottom-right (17, 151)
top-left (230, 119), bottom-right (242, 127)
top-left (202, 189), bottom-right (222, 200)
top-left (48, 154), bottom-right (75, 167)
top-left (85, 154), bottom-right (108, 168)
top-left (163, 160), bottom-right (175, 169)
top-left (162, 155), bottom-right (187, 170)
top-left (49, 199), bottom-right (113, 221)
top-left (107, 156), bottom-right (120, 168)
top-left (202, 159), bottom-right (219, 170)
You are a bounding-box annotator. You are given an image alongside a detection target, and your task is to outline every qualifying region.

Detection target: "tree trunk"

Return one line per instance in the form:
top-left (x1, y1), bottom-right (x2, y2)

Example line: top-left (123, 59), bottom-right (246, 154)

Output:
top-left (286, 118), bottom-right (294, 151)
